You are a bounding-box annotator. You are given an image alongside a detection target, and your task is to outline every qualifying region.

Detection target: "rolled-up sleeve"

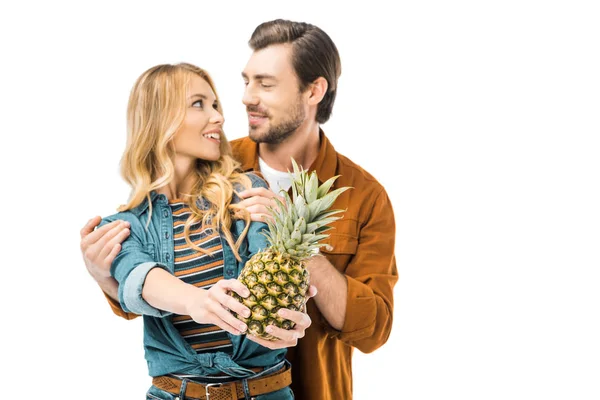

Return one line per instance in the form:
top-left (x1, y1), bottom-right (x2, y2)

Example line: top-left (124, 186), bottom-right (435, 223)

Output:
top-left (103, 291), bottom-right (137, 320)
top-left (246, 173), bottom-right (270, 254)
top-left (321, 188), bottom-right (398, 353)
top-left (99, 218), bottom-right (171, 318)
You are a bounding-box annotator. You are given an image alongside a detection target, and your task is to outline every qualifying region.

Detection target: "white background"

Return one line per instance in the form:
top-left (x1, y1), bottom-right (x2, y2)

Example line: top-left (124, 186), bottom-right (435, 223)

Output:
top-left (1, 1), bottom-right (599, 399)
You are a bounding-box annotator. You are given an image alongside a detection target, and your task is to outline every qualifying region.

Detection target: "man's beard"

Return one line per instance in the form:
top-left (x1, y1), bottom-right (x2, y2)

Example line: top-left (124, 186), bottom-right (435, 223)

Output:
top-left (248, 100), bottom-right (306, 145)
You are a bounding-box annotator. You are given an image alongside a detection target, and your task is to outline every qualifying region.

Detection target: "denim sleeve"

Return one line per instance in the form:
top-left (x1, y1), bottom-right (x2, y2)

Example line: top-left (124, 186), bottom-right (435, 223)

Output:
top-left (99, 217), bottom-right (172, 318)
top-left (247, 219), bottom-right (269, 255)
top-left (246, 172), bottom-right (269, 190)
top-left (247, 173), bottom-right (269, 254)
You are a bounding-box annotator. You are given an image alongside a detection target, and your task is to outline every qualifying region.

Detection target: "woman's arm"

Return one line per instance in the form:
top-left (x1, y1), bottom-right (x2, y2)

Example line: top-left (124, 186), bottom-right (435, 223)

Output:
top-left (97, 215), bottom-right (253, 334)
top-left (142, 268), bottom-right (252, 335)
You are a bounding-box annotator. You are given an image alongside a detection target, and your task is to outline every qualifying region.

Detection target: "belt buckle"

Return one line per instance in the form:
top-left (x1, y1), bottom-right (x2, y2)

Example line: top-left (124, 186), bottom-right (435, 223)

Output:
top-left (205, 382), bottom-right (223, 400)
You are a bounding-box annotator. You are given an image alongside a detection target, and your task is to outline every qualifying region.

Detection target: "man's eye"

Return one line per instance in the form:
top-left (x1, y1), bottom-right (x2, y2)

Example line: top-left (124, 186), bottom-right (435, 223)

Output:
top-left (192, 100), bottom-right (203, 108)
top-left (261, 83), bottom-right (273, 88)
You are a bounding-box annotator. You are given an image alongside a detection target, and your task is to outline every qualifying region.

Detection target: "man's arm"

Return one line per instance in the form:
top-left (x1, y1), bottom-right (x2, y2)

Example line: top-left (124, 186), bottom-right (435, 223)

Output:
top-left (80, 216), bottom-right (137, 319)
top-left (315, 188), bottom-right (398, 353)
top-left (305, 256), bottom-right (347, 330)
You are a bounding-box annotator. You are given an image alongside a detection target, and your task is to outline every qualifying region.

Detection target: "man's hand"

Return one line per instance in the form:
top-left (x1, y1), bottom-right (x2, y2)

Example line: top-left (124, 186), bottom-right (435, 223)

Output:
top-left (80, 216), bottom-right (130, 299)
top-left (237, 187), bottom-right (285, 222)
top-left (245, 285), bottom-right (317, 349)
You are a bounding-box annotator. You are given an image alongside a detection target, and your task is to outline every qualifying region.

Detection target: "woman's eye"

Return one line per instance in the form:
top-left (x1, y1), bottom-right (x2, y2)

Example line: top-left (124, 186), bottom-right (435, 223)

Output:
top-left (192, 100), bottom-right (203, 108)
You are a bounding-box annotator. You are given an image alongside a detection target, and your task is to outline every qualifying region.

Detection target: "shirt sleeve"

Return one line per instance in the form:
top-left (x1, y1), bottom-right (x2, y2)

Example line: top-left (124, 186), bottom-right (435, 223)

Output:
top-left (102, 290), bottom-right (138, 320)
top-left (320, 188), bottom-right (398, 353)
top-left (246, 173), bottom-right (270, 255)
top-left (99, 216), bottom-right (172, 318)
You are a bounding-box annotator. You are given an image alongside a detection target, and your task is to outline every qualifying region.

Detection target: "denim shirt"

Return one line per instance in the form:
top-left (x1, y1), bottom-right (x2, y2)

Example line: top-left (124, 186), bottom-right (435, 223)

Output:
top-left (99, 173), bottom-right (286, 377)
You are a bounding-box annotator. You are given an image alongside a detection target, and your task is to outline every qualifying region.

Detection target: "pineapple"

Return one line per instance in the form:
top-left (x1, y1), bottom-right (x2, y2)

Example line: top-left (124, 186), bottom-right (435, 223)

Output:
top-left (230, 159), bottom-right (350, 340)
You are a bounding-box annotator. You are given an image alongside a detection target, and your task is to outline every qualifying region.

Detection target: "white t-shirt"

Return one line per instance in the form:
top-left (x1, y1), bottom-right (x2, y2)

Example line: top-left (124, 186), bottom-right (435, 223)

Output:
top-left (258, 157), bottom-right (292, 194)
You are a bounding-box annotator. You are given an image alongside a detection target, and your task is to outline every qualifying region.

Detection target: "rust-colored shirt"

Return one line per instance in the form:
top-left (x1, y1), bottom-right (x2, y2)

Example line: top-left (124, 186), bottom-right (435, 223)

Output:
top-left (105, 131), bottom-right (398, 400)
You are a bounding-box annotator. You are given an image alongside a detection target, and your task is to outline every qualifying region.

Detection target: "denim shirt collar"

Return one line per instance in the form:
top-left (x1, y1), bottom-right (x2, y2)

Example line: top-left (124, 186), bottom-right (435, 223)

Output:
top-left (130, 191), bottom-right (210, 217)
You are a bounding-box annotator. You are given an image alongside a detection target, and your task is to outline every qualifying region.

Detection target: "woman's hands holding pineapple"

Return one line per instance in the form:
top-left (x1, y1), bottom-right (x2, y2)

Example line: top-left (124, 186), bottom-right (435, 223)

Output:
top-left (245, 285), bottom-right (317, 349)
top-left (234, 185), bottom-right (318, 349)
top-left (185, 278), bottom-right (254, 336)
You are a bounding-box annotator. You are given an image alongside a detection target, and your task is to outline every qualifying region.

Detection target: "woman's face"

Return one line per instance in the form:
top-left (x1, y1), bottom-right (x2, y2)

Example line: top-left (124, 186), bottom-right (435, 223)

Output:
top-left (172, 74), bottom-right (224, 163)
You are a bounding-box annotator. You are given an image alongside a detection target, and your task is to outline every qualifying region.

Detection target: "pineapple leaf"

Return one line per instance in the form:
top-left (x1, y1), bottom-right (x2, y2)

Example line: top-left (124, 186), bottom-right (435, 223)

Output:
top-left (281, 225), bottom-right (291, 242)
top-left (315, 225), bottom-right (334, 234)
top-left (260, 230), bottom-right (275, 246)
top-left (295, 195), bottom-right (309, 221)
top-left (301, 233), bottom-right (329, 244)
top-left (280, 190), bottom-right (293, 211)
top-left (306, 172), bottom-right (318, 203)
top-left (314, 187), bottom-right (351, 215)
top-left (267, 204), bottom-right (285, 228)
top-left (317, 175), bottom-right (341, 199)
top-left (314, 209), bottom-right (345, 221)
top-left (291, 227), bottom-right (302, 242)
top-left (265, 218), bottom-right (277, 239)
top-left (291, 175), bottom-right (299, 203)
top-left (305, 215), bottom-right (342, 233)
top-left (270, 196), bottom-right (288, 217)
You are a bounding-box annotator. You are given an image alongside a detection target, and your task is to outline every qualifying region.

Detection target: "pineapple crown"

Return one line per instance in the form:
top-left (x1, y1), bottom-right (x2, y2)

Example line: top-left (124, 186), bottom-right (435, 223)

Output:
top-left (263, 158), bottom-right (351, 259)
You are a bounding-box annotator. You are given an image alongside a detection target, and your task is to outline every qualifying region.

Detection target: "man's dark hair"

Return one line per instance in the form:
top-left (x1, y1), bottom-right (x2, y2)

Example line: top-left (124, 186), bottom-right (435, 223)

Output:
top-left (249, 19), bottom-right (342, 124)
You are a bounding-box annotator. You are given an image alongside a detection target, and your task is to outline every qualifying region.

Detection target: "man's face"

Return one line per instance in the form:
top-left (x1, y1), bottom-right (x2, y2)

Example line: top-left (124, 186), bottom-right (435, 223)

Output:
top-left (242, 44), bottom-right (307, 144)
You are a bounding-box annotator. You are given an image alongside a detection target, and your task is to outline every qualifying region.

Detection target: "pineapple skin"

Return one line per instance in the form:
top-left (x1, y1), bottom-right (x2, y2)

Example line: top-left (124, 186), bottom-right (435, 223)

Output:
top-left (231, 250), bottom-right (310, 340)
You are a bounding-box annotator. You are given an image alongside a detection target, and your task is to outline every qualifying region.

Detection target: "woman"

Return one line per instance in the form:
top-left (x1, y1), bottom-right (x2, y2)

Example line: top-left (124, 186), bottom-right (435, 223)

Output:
top-left (100, 63), bottom-right (293, 399)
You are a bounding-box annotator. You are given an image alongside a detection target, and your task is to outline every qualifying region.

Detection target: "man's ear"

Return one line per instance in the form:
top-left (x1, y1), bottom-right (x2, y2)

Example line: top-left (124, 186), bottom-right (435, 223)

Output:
top-left (307, 77), bottom-right (328, 105)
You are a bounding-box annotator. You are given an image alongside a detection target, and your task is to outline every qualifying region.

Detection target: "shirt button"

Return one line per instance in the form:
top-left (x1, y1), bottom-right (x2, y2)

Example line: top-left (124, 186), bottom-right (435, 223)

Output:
top-left (163, 210), bottom-right (168, 218)
top-left (165, 232), bottom-right (170, 239)
top-left (166, 254), bottom-right (171, 262)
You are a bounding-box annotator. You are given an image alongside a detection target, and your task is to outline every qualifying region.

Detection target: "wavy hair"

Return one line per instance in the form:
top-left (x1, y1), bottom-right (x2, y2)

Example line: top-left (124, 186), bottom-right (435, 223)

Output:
top-left (118, 63), bottom-right (251, 260)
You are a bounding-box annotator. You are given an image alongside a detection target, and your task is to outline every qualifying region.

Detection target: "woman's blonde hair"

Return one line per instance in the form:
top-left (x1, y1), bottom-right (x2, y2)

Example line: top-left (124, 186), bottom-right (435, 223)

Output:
top-left (118, 63), bottom-right (251, 260)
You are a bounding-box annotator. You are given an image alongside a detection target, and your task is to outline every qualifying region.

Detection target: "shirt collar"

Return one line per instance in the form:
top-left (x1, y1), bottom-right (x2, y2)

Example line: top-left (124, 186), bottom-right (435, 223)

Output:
top-left (130, 191), bottom-right (210, 217)
top-left (237, 129), bottom-right (337, 184)
top-left (308, 129), bottom-right (337, 184)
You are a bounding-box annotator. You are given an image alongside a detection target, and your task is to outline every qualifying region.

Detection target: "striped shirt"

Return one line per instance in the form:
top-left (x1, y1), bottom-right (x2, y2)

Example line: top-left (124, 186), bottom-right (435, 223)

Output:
top-left (169, 200), bottom-right (233, 355)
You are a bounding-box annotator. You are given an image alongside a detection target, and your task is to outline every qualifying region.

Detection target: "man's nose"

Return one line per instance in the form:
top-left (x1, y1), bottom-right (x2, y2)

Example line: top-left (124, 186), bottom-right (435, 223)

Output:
top-left (242, 86), bottom-right (259, 106)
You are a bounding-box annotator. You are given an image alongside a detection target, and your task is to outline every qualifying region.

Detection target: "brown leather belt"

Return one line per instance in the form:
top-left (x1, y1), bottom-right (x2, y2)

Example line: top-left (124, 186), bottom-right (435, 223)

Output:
top-left (152, 364), bottom-right (291, 400)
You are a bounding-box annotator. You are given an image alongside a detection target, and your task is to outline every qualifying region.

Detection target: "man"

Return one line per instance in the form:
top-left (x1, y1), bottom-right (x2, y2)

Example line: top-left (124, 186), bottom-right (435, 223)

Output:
top-left (81, 19), bottom-right (397, 400)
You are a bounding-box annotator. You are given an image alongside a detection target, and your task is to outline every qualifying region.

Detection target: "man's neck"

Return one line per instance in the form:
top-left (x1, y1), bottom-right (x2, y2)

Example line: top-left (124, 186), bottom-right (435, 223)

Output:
top-left (258, 122), bottom-right (321, 172)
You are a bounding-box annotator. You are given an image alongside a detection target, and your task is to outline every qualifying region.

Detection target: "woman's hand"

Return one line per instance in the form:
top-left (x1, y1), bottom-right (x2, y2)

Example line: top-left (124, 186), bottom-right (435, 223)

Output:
top-left (245, 285), bottom-right (317, 349)
top-left (185, 279), bottom-right (253, 335)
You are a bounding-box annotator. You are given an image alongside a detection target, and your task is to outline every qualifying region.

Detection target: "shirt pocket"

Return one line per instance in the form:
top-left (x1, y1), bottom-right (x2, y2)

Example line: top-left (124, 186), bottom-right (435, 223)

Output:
top-left (319, 220), bottom-right (359, 273)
